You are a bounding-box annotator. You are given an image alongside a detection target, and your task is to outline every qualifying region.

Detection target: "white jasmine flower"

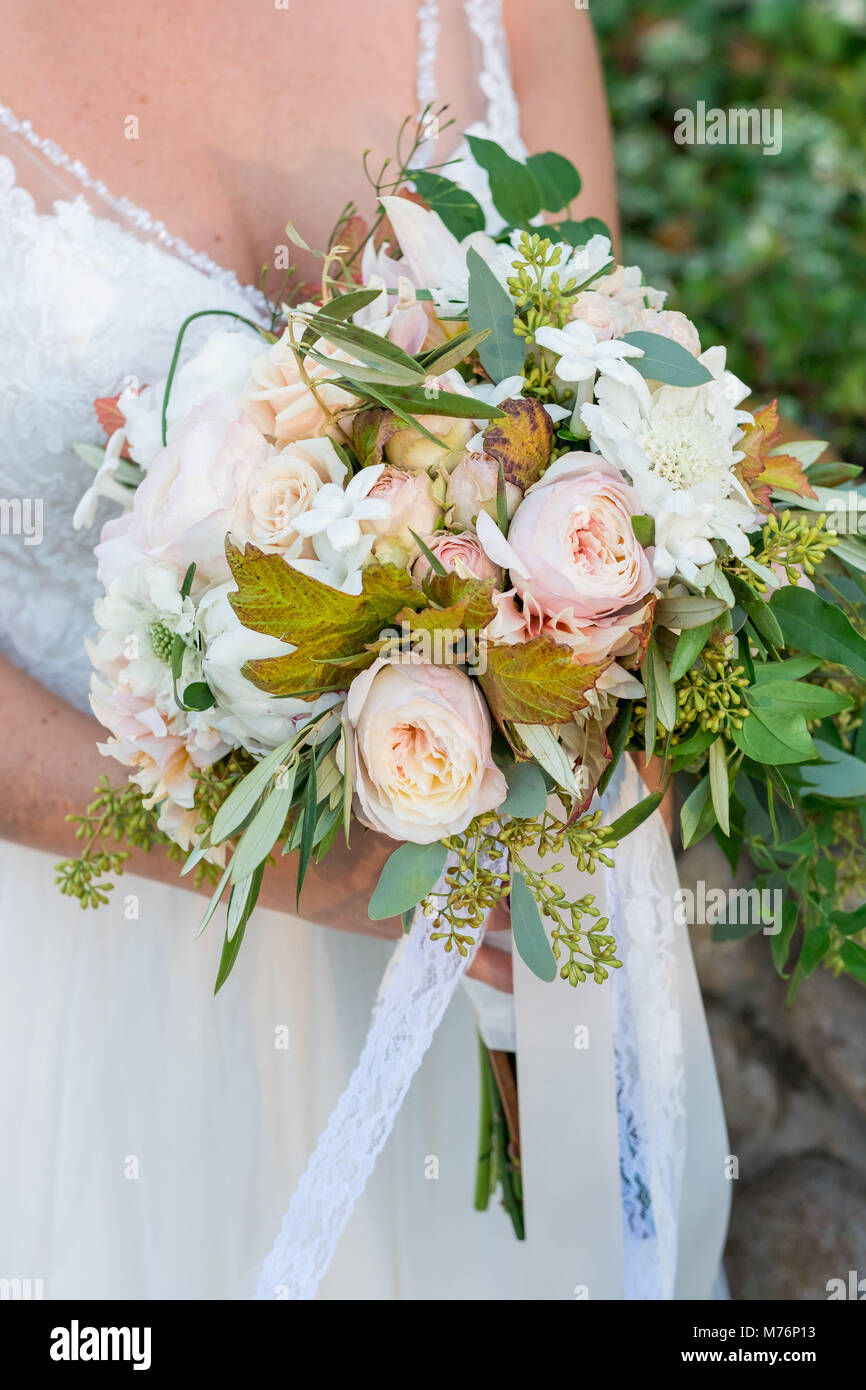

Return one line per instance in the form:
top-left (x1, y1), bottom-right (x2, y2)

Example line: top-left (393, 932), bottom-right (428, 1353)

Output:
top-left (535, 319), bottom-right (645, 388)
top-left (292, 464), bottom-right (391, 576)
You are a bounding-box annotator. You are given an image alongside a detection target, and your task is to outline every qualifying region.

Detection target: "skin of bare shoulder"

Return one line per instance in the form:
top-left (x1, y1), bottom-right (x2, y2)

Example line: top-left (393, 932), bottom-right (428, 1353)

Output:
top-left (0, 2), bottom-right (621, 990)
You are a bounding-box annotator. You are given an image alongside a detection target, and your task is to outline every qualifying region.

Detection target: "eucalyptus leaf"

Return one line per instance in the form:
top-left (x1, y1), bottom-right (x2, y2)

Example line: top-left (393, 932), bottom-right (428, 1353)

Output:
top-left (368, 841), bottom-right (448, 920)
top-left (510, 871), bottom-right (557, 982)
top-left (770, 586), bottom-right (866, 679)
top-left (465, 134), bottom-right (542, 226)
top-left (800, 739), bottom-right (866, 798)
top-left (621, 332), bottom-right (713, 387)
top-left (499, 762), bottom-right (548, 819)
top-left (525, 151), bottom-right (582, 211)
top-left (708, 737), bottom-right (730, 836)
top-left (410, 170), bottom-right (486, 239)
top-left (656, 595), bottom-right (728, 629)
top-left (466, 247), bottom-right (525, 382)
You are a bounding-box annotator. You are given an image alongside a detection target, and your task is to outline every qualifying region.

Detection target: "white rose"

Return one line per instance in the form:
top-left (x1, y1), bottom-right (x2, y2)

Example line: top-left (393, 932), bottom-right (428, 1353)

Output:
top-left (344, 655), bottom-right (507, 843)
top-left (235, 436), bottom-right (347, 558)
top-left (198, 583), bottom-right (341, 755)
top-left (119, 329), bottom-right (263, 469)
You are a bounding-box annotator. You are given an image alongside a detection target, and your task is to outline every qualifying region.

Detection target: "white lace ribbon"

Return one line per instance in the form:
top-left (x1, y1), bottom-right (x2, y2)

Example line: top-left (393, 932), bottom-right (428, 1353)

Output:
top-left (254, 888), bottom-right (483, 1300)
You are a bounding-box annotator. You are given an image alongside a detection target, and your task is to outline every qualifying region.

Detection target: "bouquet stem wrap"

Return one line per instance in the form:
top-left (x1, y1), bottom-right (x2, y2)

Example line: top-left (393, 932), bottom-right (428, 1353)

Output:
top-left (255, 761), bottom-right (730, 1300)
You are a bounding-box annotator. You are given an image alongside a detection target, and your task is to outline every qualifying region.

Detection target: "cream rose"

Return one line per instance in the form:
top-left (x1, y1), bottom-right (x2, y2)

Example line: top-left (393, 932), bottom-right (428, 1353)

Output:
top-left (504, 453), bottom-right (656, 621)
top-left (570, 290), bottom-right (635, 341)
top-left (343, 656), bottom-right (507, 843)
top-left (384, 370), bottom-right (475, 473)
top-left (447, 450), bottom-right (522, 529)
top-left (241, 319), bottom-right (358, 444)
top-left (639, 308), bottom-right (702, 357)
top-left (360, 466), bottom-right (443, 567)
top-left (235, 436), bottom-right (347, 558)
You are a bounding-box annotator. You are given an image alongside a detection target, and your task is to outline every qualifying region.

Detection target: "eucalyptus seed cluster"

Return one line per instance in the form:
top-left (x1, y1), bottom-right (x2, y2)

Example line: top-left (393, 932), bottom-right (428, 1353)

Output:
top-left (674, 654), bottom-right (751, 736)
top-left (508, 231), bottom-right (582, 338)
top-left (55, 777), bottom-right (183, 909)
top-left (757, 510), bottom-right (836, 582)
top-left (425, 808), bottom-right (622, 987)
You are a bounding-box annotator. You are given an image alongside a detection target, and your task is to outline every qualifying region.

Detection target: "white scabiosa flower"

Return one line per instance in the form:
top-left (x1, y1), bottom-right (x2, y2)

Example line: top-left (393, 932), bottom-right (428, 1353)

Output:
top-left (581, 346), bottom-right (757, 583)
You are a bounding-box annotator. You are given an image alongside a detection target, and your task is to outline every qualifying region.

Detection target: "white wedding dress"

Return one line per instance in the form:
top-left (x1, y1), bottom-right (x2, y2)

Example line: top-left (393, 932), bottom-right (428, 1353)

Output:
top-left (0, 0), bottom-right (730, 1300)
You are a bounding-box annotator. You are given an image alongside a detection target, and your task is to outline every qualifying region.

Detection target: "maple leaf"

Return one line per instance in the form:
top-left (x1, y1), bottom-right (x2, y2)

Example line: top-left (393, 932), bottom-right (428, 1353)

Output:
top-left (352, 407), bottom-right (401, 468)
top-left (478, 638), bottom-right (608, 727)
top-left (94, 394), bottom-right (134, 458)
top-left (737, 400), bottom-right (816, 511)
top-left (481, 397), bottom-right (553, 490)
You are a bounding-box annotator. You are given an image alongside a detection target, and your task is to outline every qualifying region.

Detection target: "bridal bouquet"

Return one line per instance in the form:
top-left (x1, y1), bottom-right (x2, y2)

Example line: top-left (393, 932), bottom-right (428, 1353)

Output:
top-left (61, 116), bottom-right (866, 1019)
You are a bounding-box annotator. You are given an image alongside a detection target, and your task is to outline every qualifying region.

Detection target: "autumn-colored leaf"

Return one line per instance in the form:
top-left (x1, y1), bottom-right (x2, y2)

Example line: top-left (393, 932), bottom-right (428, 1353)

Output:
top-left (478, 638), bottom-right (607, 727)
top-left (481, 396), bottom-right (553, 490)
top-left (738, 400), bottom-right (817, 511)
top-left (226, 541), bottom-right (425, 697)
top-left (94, 394), bottom-right (134, 458)
top-left (352, 407), bottom-right (400, 468)
top-left (418, 572), bottom-right (499, 631)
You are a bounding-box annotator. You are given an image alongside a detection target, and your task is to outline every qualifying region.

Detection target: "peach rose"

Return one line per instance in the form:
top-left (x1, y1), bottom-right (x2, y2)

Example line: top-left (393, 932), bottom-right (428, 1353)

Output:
top-left (343, 656), bottom-right (507, 843)
top-left (235, 436), bottom-right (347, 559)
top-left (411, 531), bottom-right (502, 585)
top-left (384, 371), bottom-right (476, 473)
top-left (360, 466), bottom-right (443, 567)
top-left (639, 308), bottom-right (702, 357)
top-left (504, 453), bottom-right (656, 621)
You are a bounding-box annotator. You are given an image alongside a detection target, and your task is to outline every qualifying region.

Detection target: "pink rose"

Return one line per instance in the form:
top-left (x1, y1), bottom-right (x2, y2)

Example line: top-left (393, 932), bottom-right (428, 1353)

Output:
top-left (447, 450), bottom-right (522, 529)
top-left (343, 656), bottom-right (507, 843)
top-left (96, 394), bottom-right (268, 586)
top-left (570, 290), bottom-right (635, 341)
top-left (411, 531), bottom-right (502, 585)
top-left (638, 308), bottom-right (702, 357)
top-left (505, 454), bottom-right (656, 622)
top-left (360, 466), bottom-right (443, 566)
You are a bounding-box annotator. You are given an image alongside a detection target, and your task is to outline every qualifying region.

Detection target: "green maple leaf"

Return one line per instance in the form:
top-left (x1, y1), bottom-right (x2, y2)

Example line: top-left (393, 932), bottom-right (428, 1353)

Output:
top-left (478, 637), bottom-right (607, 726)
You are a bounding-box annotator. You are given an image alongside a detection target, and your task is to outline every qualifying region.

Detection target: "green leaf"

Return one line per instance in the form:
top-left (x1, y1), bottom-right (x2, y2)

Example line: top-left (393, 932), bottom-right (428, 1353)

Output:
top-left (631, 513), bottom-right (655, 547)
top-left (229, 778), bottom-right (295, 883)
top-left (680, 777), bottom-right (716, 848)
top-left (315, 286), bottom-right (383, 322)
top-left (466, 247), bottom-right (525, 383)
top-left (670, 619), bottom-right (714, 682)
top-left (732, 708), bottom-right (816, 765)
top-left (621, 331), bottom-right (713, 387)
top-left (299, 308), bottom-right (424, 378)
top-left (840, 939), bottom-right (866, 984)
top-left (465, 134), bottom-right (542, 226)
top-left (607, 791), bottom-right (663, 841)
top-left (499, 762), bottom-right (548, 818)
top-left (655, 595), bottom-right (728, 629)
top-left (747, 681), bottom-right (852, 719)
top-left (752, 656), bottom-right (821, 682)
top-left (194, 862), bottom-right (232, 939)
top-left (800, 739), bottom-right (866, 798)
top-left (771, 900), bottom-right (799, 976)
top-left (770, 585), bottom-right (866, 679)
top-left (409, 530), bottom-right (447, 577)
top-left (525, 151), bottom-right (581, 211)
top-left (798, 925), bottom-right (832, 978)
top-left (368, 841), bottom-right (448, 920)
top-left (649, 639), bottom-right (677, 732)
top-left (510, 871), bottom-right (557, 982)
top-left (513, 723), bottom-right (585, 798)
top-left (708, 737), bottom-right (730, 836)
top-left (210, 738), bottom-right (297, 844)
top-left (181, 680), bottom-right (216, 711)
top-left (411, 170), bottom-right (486, 239)
top-left (478, 638), bottom-right (605, 726)
top-left (417, 327), bottom-right (491, 378)
top-left (296, 749), bottom-right (318, 907)
top-left (829, 904), bottom-right (866, 938)
top-left (214, 863), bottom-right (264, 994)
top-left (552, 217), bottom-right (612, 247)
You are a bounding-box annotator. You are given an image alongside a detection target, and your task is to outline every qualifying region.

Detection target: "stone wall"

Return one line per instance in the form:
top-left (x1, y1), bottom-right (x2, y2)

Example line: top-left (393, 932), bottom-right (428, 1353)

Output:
top-left (677, 839), bottom-right (866, 1300)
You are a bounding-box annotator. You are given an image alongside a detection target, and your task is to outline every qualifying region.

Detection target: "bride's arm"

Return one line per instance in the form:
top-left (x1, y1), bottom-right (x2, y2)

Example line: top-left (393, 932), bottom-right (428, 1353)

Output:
top-left (506, 1), bottom-right (620, 250)
top-left (0, 655), bottom-right (511, 986)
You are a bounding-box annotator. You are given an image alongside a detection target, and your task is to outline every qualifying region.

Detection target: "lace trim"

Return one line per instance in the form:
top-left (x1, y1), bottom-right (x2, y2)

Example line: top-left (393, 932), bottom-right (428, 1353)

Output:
top-left (0, 101), bottom-right (267, 316)
top-left (415, 0), bottom-right (525, 159)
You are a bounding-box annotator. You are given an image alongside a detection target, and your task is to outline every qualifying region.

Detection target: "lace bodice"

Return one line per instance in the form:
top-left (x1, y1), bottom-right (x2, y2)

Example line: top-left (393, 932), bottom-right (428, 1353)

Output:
top-left (0, 0), bottom-right (524, 711)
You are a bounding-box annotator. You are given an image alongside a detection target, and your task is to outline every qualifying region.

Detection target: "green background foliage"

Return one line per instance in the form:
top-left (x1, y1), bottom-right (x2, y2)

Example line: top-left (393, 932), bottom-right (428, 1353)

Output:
top-left (595, 0), bottom-right (866, 463)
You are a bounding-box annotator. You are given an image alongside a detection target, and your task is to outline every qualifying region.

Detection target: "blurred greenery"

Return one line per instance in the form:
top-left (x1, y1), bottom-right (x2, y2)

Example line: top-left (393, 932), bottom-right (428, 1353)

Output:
top-left (595, 0), bottom-right (866, 463)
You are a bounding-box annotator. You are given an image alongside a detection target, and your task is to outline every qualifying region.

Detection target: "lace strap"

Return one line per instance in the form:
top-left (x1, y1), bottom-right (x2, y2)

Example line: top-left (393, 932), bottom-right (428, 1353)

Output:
top-left (415, 0), bottom-right (525, 161)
